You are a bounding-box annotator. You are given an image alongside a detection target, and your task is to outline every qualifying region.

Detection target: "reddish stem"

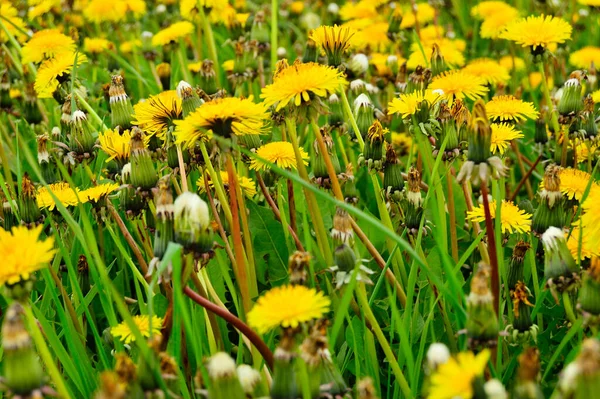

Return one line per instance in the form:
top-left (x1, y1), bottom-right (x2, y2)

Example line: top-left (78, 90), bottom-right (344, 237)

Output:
top-left (481, 183), bottom-right (499, 316)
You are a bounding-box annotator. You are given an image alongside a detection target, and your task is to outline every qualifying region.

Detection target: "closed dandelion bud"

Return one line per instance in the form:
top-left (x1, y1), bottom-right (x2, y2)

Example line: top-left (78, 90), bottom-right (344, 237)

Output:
top-left (348, 54), bottom-right (369, 78)
top-left (289, 251), bottom-right (311, 286)
top-left (60, 98), bottom-right (72, 136)
top-left (542, 227), bottom-right (580, 299)
top-left (37, 134), bottom-right (56, 184)
top-left (559, 338), bottom-right (600, 399)
top-left (343, 165), bottom-right (358, 204)
top-left (120, 163), bottom-right (146, 216)
top-left (513, 348), bottom-right (543, 399)
top-left (206, 352), bottom-right (245, 399)
top-left (271, 331), bottom-right (301, 399)
top-left (332, 244), bottom-right (373, 289)
top-left (129, 127), bottom-right (158, 192)
top-left (177, 80), bottom-right (203, 117)
top-left (303, 37), bottom-right (319, 63)
top-left (238, 133), bottom-right (262, 150)
top-left (300, 320), bottom-right (348, 397)
top-left (434, 103), bottom-right (460, 160)
top-left (327, 94), bottom-right (344, 127)
top-left (357, 377), bottom-right (379, 399)
top-left (430, 43), bottom-right (447, 77)
top-left (466, 263), bottom-right (499, 348)
top-left (403, 166), bottom-right (424, 235)
top-left (334, 243), bottom-right (356, 274)
top-left (152, 180), bottom-right (174, 260)
top-left (69, 110), bottom-right (96, 159)
top-left (383, 146), bottom-right (404, 202)
top-left (577, 258), bottom-right (600, 324)
top-left (388, 12), bottom-right (402, 38)
top-left (532, 165), bottom-right (565, 234)
top-left (173, 192), bottom-right (213, 257)
top-left (3, 200), bottom-right (18, 231)
top-left (312, 132), bottom-right (341, 188)
top-left (518, 199), bottom-right (535, 216)
top-left (510, 282), bottom-right (535, 336)
top-left (406, 66), bottom-right (431, 93)
top-left (360, 120), bottom-right (387, 171)
top-left (352, 93), bottom-right (373, 139)
top-left (109, 75), bottom-right (134, 130)
top-left (484, 380), bottom-right (508, 399)
top-left (250, 11), bottom-right (270, 45)
top-left (557, 77), bottom-right (584, 116)
top-left (156, 62), bottom-right (171, 90)
top-left (534, 117), bottom-right (548, 145)
top-left (507, 241), bottom-right (530, 291)
top-left (2, 303), bottom-right (45, 397)
top-left (237, 365), bottom-right (264, 397)
top-left (579, 95), bottom-right (598, 140)
top-left (19, 173), bottom-right (41, 226)
top-left (199, 60), bottom-right (218, 95)
top-left (331, 207), bottom-right (353, 246)
top-left (451, 99), bottom-right (471, 142)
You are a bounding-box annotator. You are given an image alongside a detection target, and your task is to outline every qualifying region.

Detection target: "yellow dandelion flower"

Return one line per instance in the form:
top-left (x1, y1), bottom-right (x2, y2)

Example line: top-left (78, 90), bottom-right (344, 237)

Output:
top-left (175, 97), bottom-right (268, 146)
top-left (485, 95), bottom-right (538, 122)
top-left (592, 90), bottom-right (600, 103)
top-left (119, 39), bottom-right (142, 54)
top-left (0, 3), bottom-right (28, 44)
top-left (188, 61), bottom-right (203, 73)
top-left (398, 3), bottom-right (435, 29)
top-left (352, 22), bottom-right (390, 52)
top-left (34, 51), bottom-right (88, 98)
top-left (407, 39), bottom-right (466, 70)
top-left (476, 4), bottom-right (520, 39)
top-left (370, 53), bottom-right (405, 76)
top-left (309, 25), bottom-right (356, 64)
top-left (339, 1), bottom-right (378, 20)
top-left (0, 225), bottom-right (55, 286)
top-left (462, 59), bottom-right (510, 86)
top-left (419, 25), bottom-right (445, 42)
top-left (222, 60), bottom-right (235, 72)
top-left (567, 226), bottom-right (600, 260)
top-left (499, 55), bottom-right (526, 72)
top-left (569, 46), bottom-right (600, 69)
top-left (247, 285), bottom-right (330, 334)
top-left (28, 0), bottom-right (60, 20)
top-left (21, 29), bottom-right (75, 64)
top-left (578, 0), bottom-right (600, 5)
top-left (37, 182), bottom-right (81, 210)
top-left (83, 0), bottom-right (127, 23)
top-left (557, 168), bottom-right (599, 201)
top-left (471, 1), bottom-right (512, 18)
top-left (388, 90), bottom-right (442, 119)
top-left (429, 350), bottom-right (490, 399)
top-left (124, 0), bottom-right (146, 17)
top-left (197, 171), bottom-right (257, 198)
top-left (80, 182), bottom-right (120, 202)
top-left (98, 129), bottom-right (133, 163)
top-left (261, 61), bottom-right (347, 111)
top-left (111, 315), bottom-right (164, 344)
top-left (490, 123), bottom-right (523, 154)
top-left (132, 91), bottom-right (182, 140)
top-left (152, 21), bottom-right (195, 47)
top-left (84, 38), bottom-right (113, 54)
top-left (391, 132), bottom-right (413, 155)
top-left (428, 70), bottom-right (488, 104)
top-left (467, 200), bottom-right (532, 234)
top-left (250, 141), bottom-right (309, 172)
top-left (9, 88), bottom-right (22, 99)
top-left (581, 187), bottom-right (600, 248)
top-left (527, 71), bottom-right (553, 89)
top-left (290, 1), bottom-right (304, 14)
top-left (500, 14), bottom-right (572, 49)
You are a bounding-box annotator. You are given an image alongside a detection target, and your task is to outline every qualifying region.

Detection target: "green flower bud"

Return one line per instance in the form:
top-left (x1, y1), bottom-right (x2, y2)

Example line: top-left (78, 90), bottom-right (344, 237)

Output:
top-left (430, 43), bottom-right (447, 77)
top-left (152, 180), bottom-right (174, 260)
top-left (534, 117), bottom-right (549, 145)
top-left (558, 77), bottom-right (584, 116)
top-left (403, 167), bottom-right (425, 235)
top-left (542, 227), bottom-right (580, 299)
top-left (312, 132), bottom-right (341, 189)
top-left (120, 163), bottom-right (147, 216)
top-left (331, 207), bottom-right (353, 246)
top-left (578, 259), bottom-right (600, 325)
top-left (559, 339), bottom-right (600, 399)
top-left (466, 264), bottom-right (499, 349)
top-left (406, 66), bottom-right (431, 93)
top-left (327, 94), bottom-right (344, 128)
top-left (37, 134), bottom-right (56, 184)
top-left (109, 75), bottom-right (134, 130)
top-left (250, 11), bottom-right (270, 44)
top-left (510, 282), bottom-right (535, 335)
top-left (388, 12), bottom-right (402, 38)
top-left (513, 348), bottom-right (543, 399)
top-left (19, 173), bottom-right (41, 226)
top-left (383, 146), bottom-right (405, 202)
top-left (518, 199), bottom-right (535, 215)
top-left (3, 200), bottom-right (18, 231)
top-left (507, 242), bottom-right (530, 292)
top-left (177, 80), bottom-right (203, 117)
top-left (173, 192), bottom-right (213, 257)
top-left (359, 120), bottom-right (387, 171)
top-left (352, 93), bottom-right (373, 140)
top-left (2, 303), bottom-right (45, 396)
top-left (198, 60), bottom-right (218, 95)
top-left (69, 110), bottom-right (97, 159)
top-left (533, 165), bottom-right (565, 234)
top-left (129, 127), bottom-right (158, 192)
top-left (271, 330), bottom-right (301, 399)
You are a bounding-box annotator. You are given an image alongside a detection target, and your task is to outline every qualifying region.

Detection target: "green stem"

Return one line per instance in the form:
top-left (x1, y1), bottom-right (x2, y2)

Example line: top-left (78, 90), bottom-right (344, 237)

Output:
top-left (200, 8), bottom-right (221, 87)
top-left (270, 0), bottom-right (278, 76)
top-left (199, 141), bottom-right (232, 225)
top-left (538, 63), bottom-right (563, 164)
top-left (356, 284), bottom-right (412, 398)
top-left (562, 291), bottom-right (577, 324)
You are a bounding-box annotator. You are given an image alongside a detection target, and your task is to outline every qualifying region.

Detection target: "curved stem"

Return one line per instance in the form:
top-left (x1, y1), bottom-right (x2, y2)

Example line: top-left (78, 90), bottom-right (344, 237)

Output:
top-left (184, 287), bottom-right (274, 369)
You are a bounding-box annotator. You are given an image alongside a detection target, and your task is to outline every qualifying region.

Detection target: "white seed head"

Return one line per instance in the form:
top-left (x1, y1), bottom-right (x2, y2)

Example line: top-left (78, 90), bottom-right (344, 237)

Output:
top-left (542, 227), bottom-right (566, 251)
top-left (207, 352), bottom-right (237, 380)
top-left (329, 93), bottom-right (340, 103)
top-left (484, 379), bottom-right (507, 399)
top-left (353, 93), bottom-right (372, 112)
top-left (350, 79), bottom-right (366, 91)
top-left (349, 54), bottom-right (369, 75)
top-left (327, 2), bottom-right (339, 14)
top-left (277, 47), bottom-right (287, 58)
top-left (559, 362), bottom-right (580, 393)
top-left (156, 4), bottom-right (166, 13)
top-left (174, 191), bottom-right (210, 230)
top-left (426, 343), bottom-right (450, 369)
top-left (236, 365), bottom-right (261, 394)
top-left (71, 110), bottom-right (87, 123)
top-left (387, 55), bottom-right (398, 66)
top-left (141, 31), bottom-right (153, 40)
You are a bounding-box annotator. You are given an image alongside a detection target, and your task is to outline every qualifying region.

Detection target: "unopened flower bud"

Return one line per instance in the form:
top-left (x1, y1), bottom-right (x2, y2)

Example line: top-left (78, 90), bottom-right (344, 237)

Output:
top-left (383, 146), bottom-right (404, 202)
top-left (466, 263), bottom-right (499, 348)
top-left (542, 227), bottom-right (580, 300)
top-left (19, 173), bottom-right (41, 226)
top-left (199, 60), bottom-right (218, 95)
top-left (177, 80), bottom-right (203, 117)
top-left (206, 352), bottom-right (245, 399)
top-left (359, 120), bottom-right (387, 171)
top-left (174, 192), bottom-right (213, 257)
top-left (129, 127), bottom-right (158, 192)
top-left (352, 93), bottom-right (374, 139)
top-left (109, 75), bottom-right (134, 130)
top-left (426, 343), bottom-right (450, 371)
top-left (558, 77), bottom-right (584, 116)
top-left (69, 110), bottom-right (96, 159)
top-left (331, 207), bottom-right (353, 245)
top-left (349, 53), bottom-right (369, 77)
